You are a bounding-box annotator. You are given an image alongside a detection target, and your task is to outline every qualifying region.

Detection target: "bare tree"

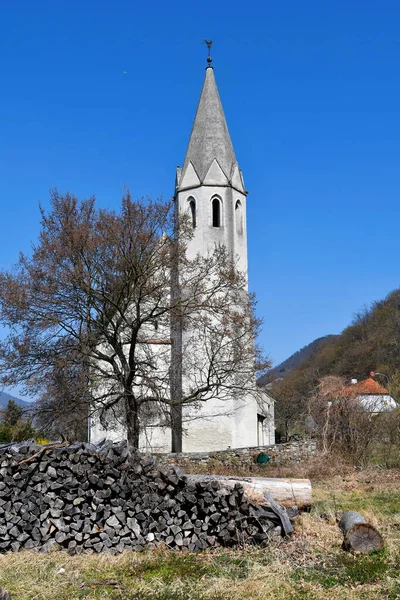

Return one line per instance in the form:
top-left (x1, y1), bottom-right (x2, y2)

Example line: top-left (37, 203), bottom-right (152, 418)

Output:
top-left (272, 371), bottom-right (310, 441)
top-left (34, 351), bottom-right (90, 442)
top-left (0, 191), bottom-right (269, 450)
top-left (309, 376), bottom-right (379, 462)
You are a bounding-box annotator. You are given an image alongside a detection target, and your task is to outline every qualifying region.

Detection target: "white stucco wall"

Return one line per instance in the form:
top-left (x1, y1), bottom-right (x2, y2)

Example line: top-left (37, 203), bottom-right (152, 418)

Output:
top-left (358, 393), bottom-right (398, 412)
top-left (170, 163), bottom-right (269, 452)
top-left (176, 182), bottom-right (248, 279)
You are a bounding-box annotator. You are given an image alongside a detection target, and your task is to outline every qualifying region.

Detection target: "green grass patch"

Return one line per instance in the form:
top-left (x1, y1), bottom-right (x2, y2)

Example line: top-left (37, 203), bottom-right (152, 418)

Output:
top-left (341, 490), bottom-right (400, 515)
top-left (292, 550), bottom-right (391, 588)
top-left (139, 552), bottom-right (217, 583)
top-left (313, 489), bottom-right (400, 517)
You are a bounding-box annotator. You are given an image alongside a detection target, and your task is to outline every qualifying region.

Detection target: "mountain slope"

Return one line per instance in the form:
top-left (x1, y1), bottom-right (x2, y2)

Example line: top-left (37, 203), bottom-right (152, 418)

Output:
top-left (0, 392), bottom-right (31, 411)
top-left (259, 335), bottom-right (338, 386)
top-left (271, 287), bottom-right (400, 422)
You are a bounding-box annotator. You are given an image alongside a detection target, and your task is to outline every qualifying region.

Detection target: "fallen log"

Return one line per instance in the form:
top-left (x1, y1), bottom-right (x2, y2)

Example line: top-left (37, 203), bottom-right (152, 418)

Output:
top-left (184, 475), bottom-right (312, 509)
top-left (338, 511), bottom-right (383, 553)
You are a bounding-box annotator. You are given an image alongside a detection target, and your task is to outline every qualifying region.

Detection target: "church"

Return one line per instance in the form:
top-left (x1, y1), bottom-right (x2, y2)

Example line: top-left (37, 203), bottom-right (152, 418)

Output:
top-left (91, 54), bottom-right (275, 452)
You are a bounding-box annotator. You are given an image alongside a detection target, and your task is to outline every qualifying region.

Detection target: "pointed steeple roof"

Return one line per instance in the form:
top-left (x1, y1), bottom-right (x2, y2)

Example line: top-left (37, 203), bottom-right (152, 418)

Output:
top-left (180, 67), bottom-right (238, 186)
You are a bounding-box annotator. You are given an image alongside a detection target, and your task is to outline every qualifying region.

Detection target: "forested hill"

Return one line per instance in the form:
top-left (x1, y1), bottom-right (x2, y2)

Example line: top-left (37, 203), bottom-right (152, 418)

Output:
top-left (270, 288), bottom-right (400, 407)
top-left (0, 392), bottom-right (30, 411)
top-left (259, 335), bottom-right (338, 386)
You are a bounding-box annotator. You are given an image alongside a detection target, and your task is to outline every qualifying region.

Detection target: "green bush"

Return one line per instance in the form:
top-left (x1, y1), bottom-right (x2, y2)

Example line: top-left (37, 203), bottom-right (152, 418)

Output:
top-left (0, 400), bottom-right (38, 442)
top-left (0, 424), bottom-right (12, 443)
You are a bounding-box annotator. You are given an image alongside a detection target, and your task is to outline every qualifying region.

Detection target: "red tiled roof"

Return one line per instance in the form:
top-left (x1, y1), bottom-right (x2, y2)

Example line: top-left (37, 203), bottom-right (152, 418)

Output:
top-left (349, 377), bottom-right (389, 395)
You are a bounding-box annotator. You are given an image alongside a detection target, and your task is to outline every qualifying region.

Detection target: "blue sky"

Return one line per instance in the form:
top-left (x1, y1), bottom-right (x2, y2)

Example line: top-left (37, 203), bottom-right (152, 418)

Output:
top-left (1, 0), bottom-right (400, 380)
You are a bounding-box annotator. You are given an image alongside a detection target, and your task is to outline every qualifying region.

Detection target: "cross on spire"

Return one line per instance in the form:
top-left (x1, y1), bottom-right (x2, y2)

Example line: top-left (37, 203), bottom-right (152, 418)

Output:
top-left (203, 39), bottom-right (213, 67)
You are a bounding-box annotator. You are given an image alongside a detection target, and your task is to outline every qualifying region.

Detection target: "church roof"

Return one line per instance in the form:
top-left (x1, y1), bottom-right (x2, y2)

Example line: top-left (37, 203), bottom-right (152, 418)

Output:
top-left (180, 67), bottom-right (238, 185)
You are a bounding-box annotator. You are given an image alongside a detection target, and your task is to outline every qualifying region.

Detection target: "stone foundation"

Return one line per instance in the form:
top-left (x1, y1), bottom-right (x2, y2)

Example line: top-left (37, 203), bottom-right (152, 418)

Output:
top-left (156, 440), bottom-right (317, 471)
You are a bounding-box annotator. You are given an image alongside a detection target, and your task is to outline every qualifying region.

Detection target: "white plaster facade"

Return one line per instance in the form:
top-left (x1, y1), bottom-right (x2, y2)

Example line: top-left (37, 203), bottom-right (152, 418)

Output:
top-left (90, 63), bottom-right (274, 452)
top-left (357, 394), bottom-right (398, 413)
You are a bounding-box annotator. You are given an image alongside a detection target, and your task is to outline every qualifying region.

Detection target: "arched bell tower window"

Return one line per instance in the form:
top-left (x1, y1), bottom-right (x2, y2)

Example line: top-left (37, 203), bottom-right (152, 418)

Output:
top-left (235, 200), bottom-right (243, 235)
top-left (188, 197), bottom-right (196, 229)
top-left (212, 197), bottom-right (221, 228)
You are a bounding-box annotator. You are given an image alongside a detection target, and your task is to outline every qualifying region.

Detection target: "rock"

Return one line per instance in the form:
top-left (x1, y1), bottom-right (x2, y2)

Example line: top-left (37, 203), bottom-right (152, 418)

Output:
top-left (105, 515), bottom-right (121, 529)
top-left (47, 466), bottom-right (57, 479)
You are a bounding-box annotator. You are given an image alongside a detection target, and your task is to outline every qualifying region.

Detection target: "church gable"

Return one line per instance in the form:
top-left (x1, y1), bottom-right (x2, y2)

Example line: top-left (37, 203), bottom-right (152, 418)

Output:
top-left (231, 164), bottom-right (245, 192)
top-left (203, 158), bottom-right (229, 186)
top-left (180, 161), bottom-right (201, 189)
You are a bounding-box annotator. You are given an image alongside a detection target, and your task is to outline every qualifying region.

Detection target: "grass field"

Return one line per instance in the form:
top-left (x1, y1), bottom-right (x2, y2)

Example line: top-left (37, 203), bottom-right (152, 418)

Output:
top-left (0, 466), bottom-right (399, 600)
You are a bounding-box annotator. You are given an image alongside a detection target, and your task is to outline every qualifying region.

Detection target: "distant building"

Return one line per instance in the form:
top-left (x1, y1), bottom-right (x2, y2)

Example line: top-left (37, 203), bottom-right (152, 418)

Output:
top-left (348, 378), bottom-right (398, 413)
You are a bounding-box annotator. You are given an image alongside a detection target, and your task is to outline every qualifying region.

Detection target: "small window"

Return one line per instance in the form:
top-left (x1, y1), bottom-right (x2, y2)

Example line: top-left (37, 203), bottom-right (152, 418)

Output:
top-left (212, 198), bottom-right (221, 227)
top-left (188, 199), bottom-right (196, 229)
top-left (235, 200), bottom-right (243, 235)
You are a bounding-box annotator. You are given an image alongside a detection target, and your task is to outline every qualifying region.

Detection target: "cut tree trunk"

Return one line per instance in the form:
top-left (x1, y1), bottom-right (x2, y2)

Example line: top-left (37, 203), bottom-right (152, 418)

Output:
top-left (170, 404), bottom-right (183, 453)
top-left (338, 511), bottom-right (383, 553)
top-left (184, 475), bottom-right (312, 509)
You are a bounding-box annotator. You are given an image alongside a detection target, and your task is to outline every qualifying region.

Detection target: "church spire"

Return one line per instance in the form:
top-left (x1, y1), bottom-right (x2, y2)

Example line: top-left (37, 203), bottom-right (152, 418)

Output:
top-left (179, 66), bottom-right (238, 187)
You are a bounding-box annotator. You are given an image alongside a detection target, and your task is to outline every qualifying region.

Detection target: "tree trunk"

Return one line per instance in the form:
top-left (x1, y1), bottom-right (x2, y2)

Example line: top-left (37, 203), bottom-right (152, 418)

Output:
top-left (170, 331), bottom-right (183, 452)
top-left (170, 229), bottom-right (183, 453)
top-left (184, 475), bottom-right (312, 509)
top-left (124, 396), bottom-right (140, 450)
top-left (171, 404), bottom-right (182, 453)
top-left (169, 329), bottom-right (183, 452)
top-left (339, 511), bottom-right (383, 553)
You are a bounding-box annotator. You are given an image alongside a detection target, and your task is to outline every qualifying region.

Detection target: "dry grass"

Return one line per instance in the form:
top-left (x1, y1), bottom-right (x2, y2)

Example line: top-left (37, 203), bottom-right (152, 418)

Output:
top-left (178, 453), bottom-right (357, 481)
top-left (0, 467), bottom-right (399, 599)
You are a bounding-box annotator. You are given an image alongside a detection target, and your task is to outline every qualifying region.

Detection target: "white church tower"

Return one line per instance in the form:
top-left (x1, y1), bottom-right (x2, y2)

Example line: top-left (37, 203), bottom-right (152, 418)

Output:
top-left (170, 53), bottom-right (274, 453)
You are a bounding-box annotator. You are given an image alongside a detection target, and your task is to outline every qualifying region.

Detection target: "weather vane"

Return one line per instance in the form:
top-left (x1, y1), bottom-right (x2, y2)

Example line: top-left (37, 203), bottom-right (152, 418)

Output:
top-left (203, 39), bottom-right (213, 66)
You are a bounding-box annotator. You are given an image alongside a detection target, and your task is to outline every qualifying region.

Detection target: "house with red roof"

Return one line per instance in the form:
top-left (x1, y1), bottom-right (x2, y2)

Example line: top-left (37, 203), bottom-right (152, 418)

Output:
top-left (348, 377), bottom-right (398, 413)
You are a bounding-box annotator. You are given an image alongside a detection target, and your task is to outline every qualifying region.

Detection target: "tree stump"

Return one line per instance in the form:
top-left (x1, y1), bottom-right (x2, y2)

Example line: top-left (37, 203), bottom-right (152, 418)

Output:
top-left (338, 511), bottom-right (383, 553)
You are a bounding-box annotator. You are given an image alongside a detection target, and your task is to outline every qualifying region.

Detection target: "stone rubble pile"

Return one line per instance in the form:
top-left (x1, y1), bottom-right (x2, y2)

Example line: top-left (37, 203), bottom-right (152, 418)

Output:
top-left (0, 440), bottom-right (291, 554)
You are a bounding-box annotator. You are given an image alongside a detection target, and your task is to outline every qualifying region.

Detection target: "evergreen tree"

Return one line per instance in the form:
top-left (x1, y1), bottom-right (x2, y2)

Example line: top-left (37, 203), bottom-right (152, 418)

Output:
top-left (2, 399), bottom-right (23, 427)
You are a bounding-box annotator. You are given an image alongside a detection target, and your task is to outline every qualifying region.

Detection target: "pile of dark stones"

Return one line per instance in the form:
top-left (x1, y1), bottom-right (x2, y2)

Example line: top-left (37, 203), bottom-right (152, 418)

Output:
top-left (0, 439), bottom-right (291, 555)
